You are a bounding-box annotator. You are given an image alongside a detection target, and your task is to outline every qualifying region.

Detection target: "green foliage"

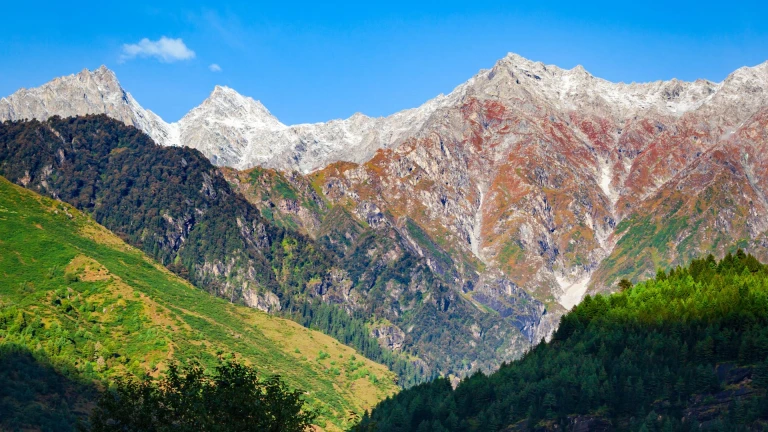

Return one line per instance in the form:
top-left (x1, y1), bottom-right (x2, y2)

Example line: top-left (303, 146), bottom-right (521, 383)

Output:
top-left (0, 176), bottom-right (396, 430)
top-left (88, 359), bottom-right (314, 432)
top-left (286, 299), bottom-right (429, 388)
top-left (405, 219), bottom-right (454, 273)
top-left (618, 278), bottom-right (632, 292)
top-left (273, 176), bottom-right (299, 200)
top-left (357, 251), bottom-right (768, 431)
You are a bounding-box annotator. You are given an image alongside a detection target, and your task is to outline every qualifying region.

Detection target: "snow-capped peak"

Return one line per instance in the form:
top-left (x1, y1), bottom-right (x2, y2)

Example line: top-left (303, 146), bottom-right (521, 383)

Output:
top-left (481, 53), bottom-right (724, 117)
top-left (2, 54), bottom-right (768, 173)
top-left (185, 85), bottom-right (286, 132)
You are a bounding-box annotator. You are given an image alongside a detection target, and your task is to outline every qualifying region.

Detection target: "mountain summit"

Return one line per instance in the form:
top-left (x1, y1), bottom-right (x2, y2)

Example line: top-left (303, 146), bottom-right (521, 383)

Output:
top-left (3, 55), bottom-right (768, 173)
top-left (3, 55), bottom-right (767, 174)
top-left (0, 65), bottom-right (457, 171)
top-left (0, 65), bottom-right (176, 147)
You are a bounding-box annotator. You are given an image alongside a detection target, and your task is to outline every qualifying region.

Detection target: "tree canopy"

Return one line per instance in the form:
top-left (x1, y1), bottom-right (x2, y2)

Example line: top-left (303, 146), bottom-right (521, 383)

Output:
top-left (88, 360), bottom-right (314, 432)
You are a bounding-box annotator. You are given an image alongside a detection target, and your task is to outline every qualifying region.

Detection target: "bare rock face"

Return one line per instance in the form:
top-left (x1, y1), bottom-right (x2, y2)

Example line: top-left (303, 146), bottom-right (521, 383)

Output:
top-left (370, 324), bottom-right (406, 351)
top-left (0, 66), bottom-right (176, 147)
top-left (243, 289), bottom-right (281, 313)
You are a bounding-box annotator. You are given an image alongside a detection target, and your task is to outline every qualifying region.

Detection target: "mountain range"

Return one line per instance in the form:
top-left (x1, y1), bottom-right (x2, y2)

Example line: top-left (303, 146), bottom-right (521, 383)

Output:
top-left (3, 53), bottom-right (768, 377)
top-left (0, 65), bottom-right (457, 172)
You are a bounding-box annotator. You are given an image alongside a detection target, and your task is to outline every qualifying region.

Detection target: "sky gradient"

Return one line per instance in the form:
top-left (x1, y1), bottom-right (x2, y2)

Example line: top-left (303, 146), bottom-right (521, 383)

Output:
top-left (2, 1), bottom-right (767, 124)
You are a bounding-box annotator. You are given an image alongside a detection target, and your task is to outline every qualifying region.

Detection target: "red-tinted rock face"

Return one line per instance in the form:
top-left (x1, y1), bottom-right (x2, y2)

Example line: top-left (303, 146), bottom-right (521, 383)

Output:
top-left (307, 55), bottom-right (768, 314)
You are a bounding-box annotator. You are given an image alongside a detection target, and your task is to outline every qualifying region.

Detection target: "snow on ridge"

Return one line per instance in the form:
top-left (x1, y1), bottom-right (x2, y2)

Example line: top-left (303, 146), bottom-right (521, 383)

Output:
top-left (2, 55), bottom-right (768, 172)
top-left (491, 53), bottom-right (723, 117)
top-left (173, 72), bottom-right (471, 172)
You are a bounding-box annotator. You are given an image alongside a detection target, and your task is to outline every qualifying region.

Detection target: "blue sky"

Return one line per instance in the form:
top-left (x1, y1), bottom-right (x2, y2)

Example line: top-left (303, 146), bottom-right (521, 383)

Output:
top-left (2, 1), bottom-right (767, 124)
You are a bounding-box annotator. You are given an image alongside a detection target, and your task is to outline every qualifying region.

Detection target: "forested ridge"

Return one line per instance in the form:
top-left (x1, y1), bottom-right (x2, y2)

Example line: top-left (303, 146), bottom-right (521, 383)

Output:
top-left (356, 251), bottom-right (768, 431)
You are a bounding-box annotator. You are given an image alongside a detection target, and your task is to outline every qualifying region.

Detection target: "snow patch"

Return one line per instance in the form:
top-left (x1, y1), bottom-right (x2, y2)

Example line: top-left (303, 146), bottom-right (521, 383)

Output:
top-left (556, 273), bottom-right (591, 310)
top-left (469, 188), bottom-right (485, 260)
top-left (166, 122), bottom-right (181, 147)
top-left (598, 157), bottom-right (617, 205)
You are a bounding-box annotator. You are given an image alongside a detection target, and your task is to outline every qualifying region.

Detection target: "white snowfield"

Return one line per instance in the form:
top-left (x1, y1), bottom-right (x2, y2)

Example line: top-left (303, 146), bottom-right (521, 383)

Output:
top-left (1, 53), bottom-right (767, 174)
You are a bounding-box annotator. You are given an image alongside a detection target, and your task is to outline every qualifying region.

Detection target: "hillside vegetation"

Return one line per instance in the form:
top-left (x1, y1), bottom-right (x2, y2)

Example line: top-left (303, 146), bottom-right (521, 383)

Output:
top-left (0, 115), bottom-right (543, 385)
top-left (0, 176), bottom-right (397, 431)
top-left (224, 163), bottom-right (546, 381)
top-left (356, 251), bottom-right (768, 431)
top-left (0, 116), bottom-right (431, 385)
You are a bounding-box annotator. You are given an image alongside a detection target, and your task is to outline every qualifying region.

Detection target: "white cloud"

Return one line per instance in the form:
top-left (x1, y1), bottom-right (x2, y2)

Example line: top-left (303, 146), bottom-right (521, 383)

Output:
top-left (209, 63), bottom-right (222, 72)
top-left (120, 37), bottom-right (196, 63)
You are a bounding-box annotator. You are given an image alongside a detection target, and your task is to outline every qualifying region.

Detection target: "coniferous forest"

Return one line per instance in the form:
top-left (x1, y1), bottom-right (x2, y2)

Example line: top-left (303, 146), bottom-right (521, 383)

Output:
top-left (355, 251), bottom-right (768, 431)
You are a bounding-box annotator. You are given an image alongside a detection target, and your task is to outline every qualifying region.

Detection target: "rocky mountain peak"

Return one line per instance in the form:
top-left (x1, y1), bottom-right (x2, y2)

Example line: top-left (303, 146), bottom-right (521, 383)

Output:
top-left (500, 52), bottom-right (556, 71)
top-left (476, 54), bottom-right (725, 118)
top-left (189, 85), bottom-right (285, 131)
top-left (3, 54), bottom-right (768, 173)
top-left (1, 65), bottom-right (130, 122)
top-left (79, 64), bottom-right (117, 81)
top-left (570, 64), bottom-right (591, 76)
top-left (721, 61), bottom-right (768, 92)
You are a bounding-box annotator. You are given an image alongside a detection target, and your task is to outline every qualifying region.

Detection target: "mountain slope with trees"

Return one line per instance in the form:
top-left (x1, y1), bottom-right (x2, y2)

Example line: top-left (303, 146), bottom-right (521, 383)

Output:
top-left (0, 175), bottom-right (397, 431)
top-left (356, 251), bottom-right (768, 431)
top-left (6, 57), bottom-right (768, 385)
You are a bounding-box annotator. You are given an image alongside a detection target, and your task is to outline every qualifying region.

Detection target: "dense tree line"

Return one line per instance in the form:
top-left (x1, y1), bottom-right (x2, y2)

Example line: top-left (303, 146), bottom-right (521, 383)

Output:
top-left (88, 360), bottom-right (313, 432)
top-left (356, 251), bottom-right (768, 431)
top-left (1, 348), bottom-right (313, 432)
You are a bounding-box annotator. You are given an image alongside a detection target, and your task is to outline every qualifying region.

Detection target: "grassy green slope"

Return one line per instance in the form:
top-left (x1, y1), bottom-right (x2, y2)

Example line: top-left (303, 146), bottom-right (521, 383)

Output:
top-left (0, 176), bottom-right (397, 431)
